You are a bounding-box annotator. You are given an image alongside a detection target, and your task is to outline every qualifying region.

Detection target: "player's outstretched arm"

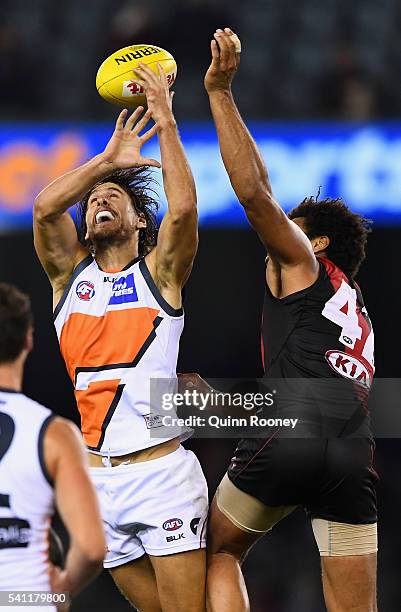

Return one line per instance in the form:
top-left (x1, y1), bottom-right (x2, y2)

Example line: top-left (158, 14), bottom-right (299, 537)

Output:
top-left (33, 109), bottom-right (160, 291)
top-left (135, 63), bottom-right (198, 300)
top-left (205, 28), bottom-right (317, 276)
top-left (44, 418), bottom-right (106, 599)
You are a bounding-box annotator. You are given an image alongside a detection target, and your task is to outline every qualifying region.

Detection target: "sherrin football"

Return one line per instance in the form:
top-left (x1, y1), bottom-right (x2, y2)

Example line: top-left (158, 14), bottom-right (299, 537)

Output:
top-left (96, 44), bottom-right (177, 108)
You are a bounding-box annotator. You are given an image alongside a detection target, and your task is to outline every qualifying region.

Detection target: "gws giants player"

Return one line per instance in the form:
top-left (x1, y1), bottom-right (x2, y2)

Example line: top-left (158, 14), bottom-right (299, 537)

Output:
top-left (0, 284), bottom-right (105, 611)
top-left (205, 29), bottom-right (377, 612)
top-left (34, 65), bottom-right (208, 611)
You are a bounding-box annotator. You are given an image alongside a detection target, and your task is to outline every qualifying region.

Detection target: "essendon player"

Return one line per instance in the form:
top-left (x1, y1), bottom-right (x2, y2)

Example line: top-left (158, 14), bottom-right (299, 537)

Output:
top-left (34, 65), bottom-right (208, 611)
top-left (205, 29), bottom-right (377, 612)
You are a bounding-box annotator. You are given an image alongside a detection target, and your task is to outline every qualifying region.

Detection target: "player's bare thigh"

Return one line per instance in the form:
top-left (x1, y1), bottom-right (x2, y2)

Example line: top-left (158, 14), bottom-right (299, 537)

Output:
top-left (111, 555), bottom-right (161, 612)
top-left (111, 549), bottom-right (206, 612)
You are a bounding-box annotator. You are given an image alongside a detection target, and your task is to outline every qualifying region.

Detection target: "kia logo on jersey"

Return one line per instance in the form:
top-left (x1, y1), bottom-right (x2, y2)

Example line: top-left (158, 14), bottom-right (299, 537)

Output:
top-left (325, 350), bottom-right (372, 388)
top-left (76, 281), bottom-right (95, 301)
top-left (109, 273), bottom-right (138, 305)
top-left (162, 518), bottom-right (183, 531)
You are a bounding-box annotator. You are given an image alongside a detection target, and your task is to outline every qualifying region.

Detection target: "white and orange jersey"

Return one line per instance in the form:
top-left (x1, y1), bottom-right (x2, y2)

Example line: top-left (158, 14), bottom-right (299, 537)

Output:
top-left (54, 255), bottom-right (185, 455)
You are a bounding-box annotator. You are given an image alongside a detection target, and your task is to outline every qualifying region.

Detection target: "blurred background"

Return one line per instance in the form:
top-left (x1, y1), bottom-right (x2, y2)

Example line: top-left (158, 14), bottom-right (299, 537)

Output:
top-left (1, 0), bottom-right (401, 610)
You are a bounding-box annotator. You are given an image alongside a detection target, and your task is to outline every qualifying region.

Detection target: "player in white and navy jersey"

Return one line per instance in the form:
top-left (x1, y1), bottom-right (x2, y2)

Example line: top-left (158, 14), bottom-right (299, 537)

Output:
top-left (0, 283), bottom-right (105, 611)
top-left (204, 29), bottom-right (377, 612)
top-left (34, 64), bottom-right (208, 611)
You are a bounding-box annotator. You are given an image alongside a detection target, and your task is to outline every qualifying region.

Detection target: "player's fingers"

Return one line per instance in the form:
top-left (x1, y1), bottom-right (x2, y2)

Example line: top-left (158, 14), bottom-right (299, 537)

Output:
top-left (132, 108), bottom-right (152, 135)
top-left (115, 108), bottom-right (128, 130)
top-left (214, 30), bottom-right (230, 66)
top-left (132, 74), bottom-right (145, 87)
top-left (224, 27), bottom-right (242, 54)
top-left (221, 29), bottom-right (238, 58)
top-left (157, 62), bottom-right (168, 88)
top-left (141, 156), bottom-right (161, 168)
top-left (140, 121), bottom-right (159, 143)
top-left (210, 39), bottom-right (220, 62)
top-left (136, 63), bottom-right (159, 84)
top-left (125, 106), bottom-right (145, 130)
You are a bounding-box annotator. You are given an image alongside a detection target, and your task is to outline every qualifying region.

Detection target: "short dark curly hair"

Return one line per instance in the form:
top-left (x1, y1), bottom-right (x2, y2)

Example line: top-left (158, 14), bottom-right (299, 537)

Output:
top-left (77, 167), bottom-right (159, 256)
top-left (0, 283), bottom-right (33, 363)
top-left (288, 197), bottom-right (372, 278)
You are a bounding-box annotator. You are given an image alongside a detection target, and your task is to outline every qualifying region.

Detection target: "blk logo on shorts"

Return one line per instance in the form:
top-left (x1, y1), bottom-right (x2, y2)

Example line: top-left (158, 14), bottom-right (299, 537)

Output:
top-left (109, 273), bottom-right (138, 305)
top-left (76, 281), bottom-right (95, 301)
top-left (166, 533), bottom-right (185, 543)
top-left (163, 518), bottom-right (183, 531)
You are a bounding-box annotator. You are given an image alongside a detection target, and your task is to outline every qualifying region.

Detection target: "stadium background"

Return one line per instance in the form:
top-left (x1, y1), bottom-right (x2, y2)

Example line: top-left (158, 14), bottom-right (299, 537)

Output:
top-left (1, 0), bottom-right (400, 610)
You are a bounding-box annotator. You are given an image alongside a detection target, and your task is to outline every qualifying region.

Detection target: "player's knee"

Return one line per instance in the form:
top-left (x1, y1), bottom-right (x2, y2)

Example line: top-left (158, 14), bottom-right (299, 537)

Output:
top-left (312, 518), bottom-right (377, 557)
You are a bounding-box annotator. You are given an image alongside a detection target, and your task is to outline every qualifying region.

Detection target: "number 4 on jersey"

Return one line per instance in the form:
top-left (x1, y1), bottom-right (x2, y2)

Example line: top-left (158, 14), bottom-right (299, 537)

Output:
top-left (322, 280), bottom-right (362, 349)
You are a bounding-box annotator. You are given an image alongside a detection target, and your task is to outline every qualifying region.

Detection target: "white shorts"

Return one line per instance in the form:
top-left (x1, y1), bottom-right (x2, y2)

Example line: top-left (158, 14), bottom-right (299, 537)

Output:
top-left (89, 445), bottom-right (209, 568)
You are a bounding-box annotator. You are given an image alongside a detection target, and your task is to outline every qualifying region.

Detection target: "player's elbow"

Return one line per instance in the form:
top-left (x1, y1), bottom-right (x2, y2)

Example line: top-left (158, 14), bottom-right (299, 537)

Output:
top-left (169, 203), bottom-right (198, 223)
top-left (75, 535), bottom-right (106, 565)
top-left (239, 187), bottom-right (275, 211)
top-left (85, 544), bottom-right (106, 566)
top-left (34, 194), bottom-right (58, 222)
top-left (34, 195), bottom-right (50, 222)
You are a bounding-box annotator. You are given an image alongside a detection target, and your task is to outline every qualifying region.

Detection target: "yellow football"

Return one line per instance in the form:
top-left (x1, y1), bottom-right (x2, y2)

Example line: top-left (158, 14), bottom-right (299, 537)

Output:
top-left (96, 44), bottom-right (177, 108)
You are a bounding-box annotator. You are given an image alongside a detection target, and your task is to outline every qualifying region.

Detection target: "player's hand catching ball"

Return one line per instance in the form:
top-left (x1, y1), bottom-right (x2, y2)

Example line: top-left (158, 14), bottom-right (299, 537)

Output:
top-left (101, 107), bottom-right (161, 170)
top-left (135, 62), bottom-right (175, 128)
top-left (204, 27), bottom-right (241, 94)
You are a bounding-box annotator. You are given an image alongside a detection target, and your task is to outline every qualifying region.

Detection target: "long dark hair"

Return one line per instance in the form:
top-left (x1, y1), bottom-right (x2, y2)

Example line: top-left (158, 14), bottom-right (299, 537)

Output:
top-left (77, 167), bottom-right (159, 255)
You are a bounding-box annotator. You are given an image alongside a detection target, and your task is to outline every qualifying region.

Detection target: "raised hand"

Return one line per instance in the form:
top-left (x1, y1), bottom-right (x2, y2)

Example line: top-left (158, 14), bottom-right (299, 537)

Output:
top-left (134, 62), bottom-right (175, 127)
top-left (204, 27), bottom-right (241, 94)
top-left (102, 107), bottom-right (161, 169)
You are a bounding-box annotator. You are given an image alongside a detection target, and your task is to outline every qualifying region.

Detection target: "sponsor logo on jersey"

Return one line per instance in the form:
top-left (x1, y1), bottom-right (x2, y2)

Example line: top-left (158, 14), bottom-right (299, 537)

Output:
top-left (190, 517), bottom-right (201, 535)
top-left (325, 350), bottom-right (372, 388)
top-left (166, 533), bottom-right (185, 543)
top-left (163, 518), bottom-right (183, 531)
top-left (0, 518), bottom-right (31, 549)
top-left (76, 281), bottom-right (95, 301)
top-left (143, 414), bottom-right (163, 429)
top-left (109, 273), bottom-right (138, 305)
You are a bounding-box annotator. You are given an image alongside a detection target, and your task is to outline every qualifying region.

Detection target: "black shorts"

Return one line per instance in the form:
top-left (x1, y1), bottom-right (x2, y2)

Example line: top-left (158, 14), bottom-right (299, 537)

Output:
top-left (227, 436), bottom-right (378, 524)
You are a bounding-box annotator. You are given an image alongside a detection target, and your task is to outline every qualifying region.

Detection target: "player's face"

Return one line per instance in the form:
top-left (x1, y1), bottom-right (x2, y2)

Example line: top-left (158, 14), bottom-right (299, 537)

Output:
top-left (85, 183), bottom-right (145, 243)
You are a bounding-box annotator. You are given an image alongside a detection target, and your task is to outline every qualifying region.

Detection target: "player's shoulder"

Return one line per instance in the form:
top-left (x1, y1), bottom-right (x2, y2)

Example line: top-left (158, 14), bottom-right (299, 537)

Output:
top-left (45, 416), bottom-right (82, 444)
top-left (10, 392), bottom-right (53, 421)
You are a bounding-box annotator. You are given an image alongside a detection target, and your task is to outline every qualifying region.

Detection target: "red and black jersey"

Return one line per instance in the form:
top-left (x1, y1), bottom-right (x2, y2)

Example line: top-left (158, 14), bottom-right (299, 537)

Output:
top-left (261, 257), bottom-right (374, 436)
top-left (262, 257), bottom-right (374, 382)
top-left (227, 257), bottom-right (377, 518)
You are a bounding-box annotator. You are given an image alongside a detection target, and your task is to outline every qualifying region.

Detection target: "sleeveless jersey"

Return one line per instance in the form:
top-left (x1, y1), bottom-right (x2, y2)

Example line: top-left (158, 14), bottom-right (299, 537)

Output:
top-left (261, 258), bottom-right (375, 435)
top-left (0, 390), bottom-right (54, 591)
top-left (54, 255), bottom-right (185, 455)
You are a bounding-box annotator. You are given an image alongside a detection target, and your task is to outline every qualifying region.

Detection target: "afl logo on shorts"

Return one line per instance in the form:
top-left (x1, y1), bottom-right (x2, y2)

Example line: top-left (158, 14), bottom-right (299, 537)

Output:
top-left (76, 281), bottom-right (95, 301)
top-left (163, 518), bottom-right (183, 531)
top-left (325, 350), bottom-right (372, 388)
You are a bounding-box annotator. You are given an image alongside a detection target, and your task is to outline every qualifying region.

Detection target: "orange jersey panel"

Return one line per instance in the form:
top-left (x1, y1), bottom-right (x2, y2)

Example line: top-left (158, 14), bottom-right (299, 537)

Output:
top-left (60, 307), bottom-right (160, 380)
top-left (76, 379), bottom-right (121, 448)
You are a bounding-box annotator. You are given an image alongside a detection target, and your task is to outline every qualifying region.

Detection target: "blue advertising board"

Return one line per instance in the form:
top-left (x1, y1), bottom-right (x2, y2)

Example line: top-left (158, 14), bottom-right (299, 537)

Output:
top-left (1, 121), bottom-right (401, 229)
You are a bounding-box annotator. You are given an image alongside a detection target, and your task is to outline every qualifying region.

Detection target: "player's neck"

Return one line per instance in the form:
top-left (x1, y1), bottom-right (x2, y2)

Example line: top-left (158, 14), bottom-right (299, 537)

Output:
top-left (0, 361), bottom-right (23, 392)
top-left (94, 240), bottom-right (140, 273)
